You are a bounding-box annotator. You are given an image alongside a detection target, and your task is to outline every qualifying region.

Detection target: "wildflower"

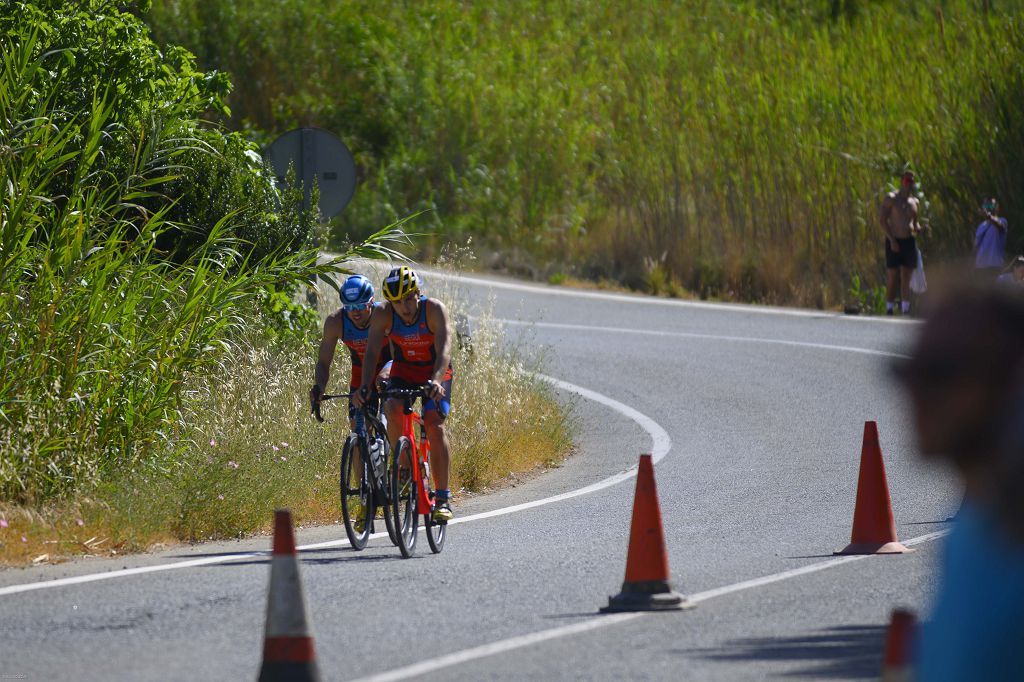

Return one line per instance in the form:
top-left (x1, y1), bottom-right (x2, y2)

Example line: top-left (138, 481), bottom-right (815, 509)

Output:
top-left (280, 456), bottom-right (287, 462)
top-left (280, 442), bottom-right (289, 448)
top-left (227, 460), bottom-right (239, 469)
top-left (272, 445), bottom-right (279, 452)
top-left (76, 519), bottom-right (84, 527)
top-left (314, 474), bottom-right (322, 481)
top-left (0, 518), bottom-right (7, 529)
top-left (217, 495), bottom-right (224, 501)
top-left (21, 536), bottom-right (27, 543)
top-left (210, 438), bottom-right (217, 447)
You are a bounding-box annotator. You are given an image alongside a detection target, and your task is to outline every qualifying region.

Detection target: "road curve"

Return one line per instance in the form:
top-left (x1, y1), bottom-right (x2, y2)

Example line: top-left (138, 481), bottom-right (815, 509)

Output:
top-left (0, 271), bottom-right (957, 680)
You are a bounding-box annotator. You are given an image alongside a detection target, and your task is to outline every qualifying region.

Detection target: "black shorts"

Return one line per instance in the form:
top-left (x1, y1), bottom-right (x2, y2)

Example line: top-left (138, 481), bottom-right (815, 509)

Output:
top-left (885, 237), bottom-right (917, 269)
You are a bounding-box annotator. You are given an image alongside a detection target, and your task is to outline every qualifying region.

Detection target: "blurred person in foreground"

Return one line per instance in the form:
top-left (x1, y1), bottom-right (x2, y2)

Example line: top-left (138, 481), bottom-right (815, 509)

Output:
top-left (997, 255), bottom-right (1024, 286)
top-left (974, 197), bottom-right (1008, 278)
top-left (894, 283), bottom-right (1024, 680)
top-left (880, 171), bottom-right (924, 315)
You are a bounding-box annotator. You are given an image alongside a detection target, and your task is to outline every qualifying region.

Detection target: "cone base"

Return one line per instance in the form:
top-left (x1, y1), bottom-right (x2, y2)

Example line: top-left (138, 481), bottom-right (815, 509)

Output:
top-left (601, 580), bottom-right (692, 613)
top-left (834, 541), bottom-right (914, 555)
top-left (258, 661), bottom-right (321, 682)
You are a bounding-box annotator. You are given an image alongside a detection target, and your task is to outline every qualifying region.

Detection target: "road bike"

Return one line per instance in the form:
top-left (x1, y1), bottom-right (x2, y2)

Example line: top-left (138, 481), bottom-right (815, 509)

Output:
top-left (313, 391), bottom-right (397, 550)
top-left (379, 385), bottom-right (447, 558)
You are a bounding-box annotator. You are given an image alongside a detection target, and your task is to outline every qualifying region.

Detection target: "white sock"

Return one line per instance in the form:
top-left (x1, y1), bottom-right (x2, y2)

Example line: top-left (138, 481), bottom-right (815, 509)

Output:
top-left (902, 300), bottom-right (911, 314)
top-left (886, 301), bottom-right (894, 313)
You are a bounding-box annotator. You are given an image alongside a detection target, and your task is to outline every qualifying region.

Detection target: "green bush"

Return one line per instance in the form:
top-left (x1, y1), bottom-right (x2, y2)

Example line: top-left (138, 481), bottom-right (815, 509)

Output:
top-left (0, 5), bottom-right (391, 502)
top-left (0, 0), bottom-right (319, 265)
top-left (152, 128), bottom-right (319, 263)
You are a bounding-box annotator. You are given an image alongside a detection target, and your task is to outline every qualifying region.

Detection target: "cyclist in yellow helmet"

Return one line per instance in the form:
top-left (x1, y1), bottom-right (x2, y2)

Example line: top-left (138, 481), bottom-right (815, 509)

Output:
top-left (355, 266), bottom-right (455, 522)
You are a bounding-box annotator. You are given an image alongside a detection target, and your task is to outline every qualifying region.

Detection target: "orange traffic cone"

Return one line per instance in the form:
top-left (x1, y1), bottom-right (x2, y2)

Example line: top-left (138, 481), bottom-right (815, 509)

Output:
top-left (258, 510), bottom-right (321, 682)
top-left (601, 454), bottom-right (691, 612)
top-left (835, 422), bottom-right (912, 555)
top-left (881, 608), bottom-right (917, 682)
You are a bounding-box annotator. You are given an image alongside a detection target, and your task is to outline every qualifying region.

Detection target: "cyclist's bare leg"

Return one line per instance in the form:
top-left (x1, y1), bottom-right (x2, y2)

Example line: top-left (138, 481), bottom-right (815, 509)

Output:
top-left (423, 411), bottom-right (450, 491)
top-left (348, 418), bottom-right (363, 473)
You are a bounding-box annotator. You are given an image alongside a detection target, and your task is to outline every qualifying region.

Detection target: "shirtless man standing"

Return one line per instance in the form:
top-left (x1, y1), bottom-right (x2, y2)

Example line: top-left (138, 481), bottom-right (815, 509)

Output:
top-left (880, 171), bottom-right (924, 315)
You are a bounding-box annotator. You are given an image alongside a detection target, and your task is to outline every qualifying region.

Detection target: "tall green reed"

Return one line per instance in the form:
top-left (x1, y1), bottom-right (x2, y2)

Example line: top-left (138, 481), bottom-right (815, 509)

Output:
top-left (149, 0), bottom-right (1024, 305)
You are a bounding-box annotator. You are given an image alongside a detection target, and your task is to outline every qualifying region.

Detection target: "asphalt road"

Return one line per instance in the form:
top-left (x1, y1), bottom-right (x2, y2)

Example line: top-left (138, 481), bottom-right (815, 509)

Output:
top-left (0, 272), bottom-right (959, 680)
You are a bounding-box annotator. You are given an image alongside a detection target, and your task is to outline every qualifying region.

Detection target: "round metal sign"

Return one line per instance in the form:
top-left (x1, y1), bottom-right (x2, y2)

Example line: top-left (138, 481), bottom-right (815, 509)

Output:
top-left (264, 127), bottom-right (357, 218)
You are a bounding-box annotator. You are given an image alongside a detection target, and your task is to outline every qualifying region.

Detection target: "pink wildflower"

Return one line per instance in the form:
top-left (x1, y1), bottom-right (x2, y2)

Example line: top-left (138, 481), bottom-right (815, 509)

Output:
top-left (0, 518), bottom-right (8, 529)
top-left (227, 461), bottom-right (239, 469)
top-left (280, 442), bottom-right (289, 448)
top-left (76, 519), bottom-right (84, 527)
top-left (280, 456), bottom-right (287, 462)
top-left (272, 445), bottom-right (279, 452)
top-left (21, 536), bottom-right (27, 543)
top-left (217, 494), bottom-right (224, 501)
top-left (210, 438), bottom-right (216, 447)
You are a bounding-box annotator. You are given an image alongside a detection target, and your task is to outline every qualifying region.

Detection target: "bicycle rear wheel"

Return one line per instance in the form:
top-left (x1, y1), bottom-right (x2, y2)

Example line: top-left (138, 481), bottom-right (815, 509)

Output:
top-left (340, 433), bottom-right (372, 550)
top-left (390, 436), bottom-right (418, 557)
top-left (378, 438), bottom-right (398, 546)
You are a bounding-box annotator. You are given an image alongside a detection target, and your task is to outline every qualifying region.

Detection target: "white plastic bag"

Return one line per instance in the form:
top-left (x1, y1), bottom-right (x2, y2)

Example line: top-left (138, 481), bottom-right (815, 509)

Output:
top-left (910, 249), bottom-right (928, 294)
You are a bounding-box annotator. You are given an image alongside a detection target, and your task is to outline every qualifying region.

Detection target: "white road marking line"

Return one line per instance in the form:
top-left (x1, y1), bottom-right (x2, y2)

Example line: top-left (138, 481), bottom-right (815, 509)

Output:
top-left (354, 528), bottom-right (951, 682)
top-left (0, 375), bottom-right (668, 597)
top-left (493, 318), bottom-right (910, 359)
top-left (419, 268), bottom-right (916, 324)
top-left (0, 552), bottom-right (264, 597)
top-left (356, 613), bottom-right (646, 682)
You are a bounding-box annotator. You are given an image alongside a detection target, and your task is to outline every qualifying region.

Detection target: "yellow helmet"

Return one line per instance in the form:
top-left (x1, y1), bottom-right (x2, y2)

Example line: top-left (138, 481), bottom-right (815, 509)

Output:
top-left (382, 266), bottom-right (420, 302)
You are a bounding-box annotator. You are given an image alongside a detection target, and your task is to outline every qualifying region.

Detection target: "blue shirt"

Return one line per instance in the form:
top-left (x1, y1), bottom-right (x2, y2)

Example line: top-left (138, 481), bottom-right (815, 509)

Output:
top-left (917, 503), bottom-right (1024, 681)
top-left (975, 218), bottom-right (1008, 268)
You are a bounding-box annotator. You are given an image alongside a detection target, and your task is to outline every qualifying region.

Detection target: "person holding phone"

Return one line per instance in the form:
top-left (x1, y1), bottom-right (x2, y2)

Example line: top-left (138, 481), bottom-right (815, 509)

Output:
top-left (975, 197), bottom-right (1008, 278)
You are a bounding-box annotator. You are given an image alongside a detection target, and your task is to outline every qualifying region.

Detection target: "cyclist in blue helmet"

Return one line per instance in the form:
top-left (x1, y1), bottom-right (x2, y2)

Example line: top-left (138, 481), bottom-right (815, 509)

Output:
top-left (310, 274), bottom-right (392, 428)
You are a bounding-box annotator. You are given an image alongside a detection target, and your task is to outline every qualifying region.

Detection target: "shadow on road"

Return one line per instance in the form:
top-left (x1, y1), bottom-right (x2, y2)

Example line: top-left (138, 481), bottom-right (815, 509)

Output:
top-left (676, 624), bottom-right (887, 678)
top-left (168, 546), bottom-right (408, 566)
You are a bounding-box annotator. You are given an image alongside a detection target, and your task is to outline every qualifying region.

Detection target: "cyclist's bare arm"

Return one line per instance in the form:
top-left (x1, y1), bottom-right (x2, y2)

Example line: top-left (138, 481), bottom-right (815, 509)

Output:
top-left (426, 298), bottom-right (452, 400)
top-left (354, 303), bottom-right (391, 406)
top-left (314, 312), bottom-right (344, 395)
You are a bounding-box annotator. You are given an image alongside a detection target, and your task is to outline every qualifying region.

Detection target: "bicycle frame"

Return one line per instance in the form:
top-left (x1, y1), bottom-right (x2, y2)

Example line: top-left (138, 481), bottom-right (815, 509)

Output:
top-left (385, 388), bottom-right (437, 517)
top-left (401, 408), bottom-right (435, 515)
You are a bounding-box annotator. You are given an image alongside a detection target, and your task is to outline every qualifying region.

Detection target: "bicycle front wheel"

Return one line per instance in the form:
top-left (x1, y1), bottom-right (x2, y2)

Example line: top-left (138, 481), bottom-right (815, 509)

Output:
top-left (423, 450), bottom-right (446, 553)
top-left (340, 433), bottom-right (372, 550)
top-left (390, 436), bottom-right (418, 557)
top-left (425, 500), bottom-right (446, 554)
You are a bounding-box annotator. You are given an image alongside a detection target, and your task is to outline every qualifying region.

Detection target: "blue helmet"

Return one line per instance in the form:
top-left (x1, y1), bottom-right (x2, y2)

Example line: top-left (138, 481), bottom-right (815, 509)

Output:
top-left (340, 275), bottom-right (374, 309)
